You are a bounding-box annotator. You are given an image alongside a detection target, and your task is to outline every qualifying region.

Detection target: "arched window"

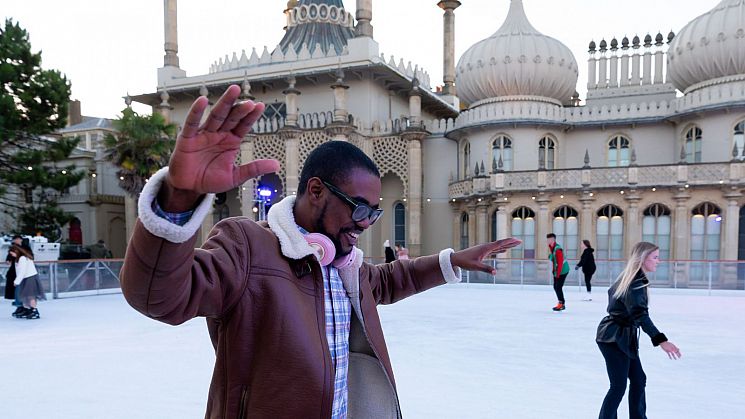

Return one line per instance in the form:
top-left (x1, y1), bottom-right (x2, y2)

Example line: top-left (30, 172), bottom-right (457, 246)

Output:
top-left (394, 202), bottom-right (406, 247)
top-left (684, 126), bottom-right (703, 163)
top-left (552, 206), bottom-right (579, 259)
top-left (492, 135), bottom-right (513, 171)
top-left (511, 207), bottom-right (536, 258)
top-left (642, 204), bottom-right (671, 259)
top-left (460, 212), bottom-right (469, 250)
top-left (463, 141), bottom-right (471, 178)
top-left (491, 210), bottom-right (498, 242)
top-left (734, 120), bottom-right (745, 161)
top-left (691, 202), bottom-right (721, 260)
top-left (597, 205), bottom-right (624, 259)
top-left (539, 136), bottom-right (556, 170)
top-left (608, 136), bottom-right (630, 167)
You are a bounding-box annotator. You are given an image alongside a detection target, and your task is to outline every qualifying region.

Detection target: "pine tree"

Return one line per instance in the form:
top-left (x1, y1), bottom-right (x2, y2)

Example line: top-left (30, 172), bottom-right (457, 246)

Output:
top-left (0, 18), bottom-right (83, 240)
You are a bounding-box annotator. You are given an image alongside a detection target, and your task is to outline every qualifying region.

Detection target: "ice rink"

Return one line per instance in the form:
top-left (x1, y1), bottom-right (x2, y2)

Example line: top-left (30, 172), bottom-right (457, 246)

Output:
top-left (2, 284), bottom-right (743, 418)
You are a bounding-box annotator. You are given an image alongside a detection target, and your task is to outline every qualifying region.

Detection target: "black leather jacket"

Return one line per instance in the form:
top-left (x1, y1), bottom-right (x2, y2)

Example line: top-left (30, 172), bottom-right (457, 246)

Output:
top-left (596, 270), bottom-right (667, 358)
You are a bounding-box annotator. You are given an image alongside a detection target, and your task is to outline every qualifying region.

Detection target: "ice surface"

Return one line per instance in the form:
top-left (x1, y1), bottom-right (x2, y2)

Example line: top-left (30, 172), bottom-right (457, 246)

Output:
top-left (2, 284), bottom-right (743, 418)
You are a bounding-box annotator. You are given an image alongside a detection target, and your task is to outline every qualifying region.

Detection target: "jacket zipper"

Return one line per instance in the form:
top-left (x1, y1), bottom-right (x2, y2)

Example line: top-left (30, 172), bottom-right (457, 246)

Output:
top-left (237, 386), bottom-right (248, 419)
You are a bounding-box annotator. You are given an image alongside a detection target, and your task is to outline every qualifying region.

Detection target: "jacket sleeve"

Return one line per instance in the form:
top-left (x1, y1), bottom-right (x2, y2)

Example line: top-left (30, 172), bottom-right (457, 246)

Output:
top-left (576, 251), bottom-right (584, 268)
top-left (14, 257), bottom-right (27, 286)
top-left (362, 249), bottom-right (461, 305)
top-left (119, 167), bottom-right (250, 325)
top-left (554, 249), bottom-right (564, 277)
top-left (628, 286), bottom-right (667, 346)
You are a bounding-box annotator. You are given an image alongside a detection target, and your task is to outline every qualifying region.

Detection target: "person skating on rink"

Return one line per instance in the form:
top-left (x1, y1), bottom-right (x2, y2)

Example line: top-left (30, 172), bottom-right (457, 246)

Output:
top-left (596, 241), bottom-right (681, 419)
top-left (119, 85), bottom-right (522, 418)
top-left (575, 239), bottom-right (597, 301)
top-left (547, 233), bottom-right (569, 311)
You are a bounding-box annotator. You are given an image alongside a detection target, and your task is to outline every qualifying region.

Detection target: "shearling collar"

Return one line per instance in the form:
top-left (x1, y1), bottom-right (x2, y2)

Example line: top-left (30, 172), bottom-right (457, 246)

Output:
top-left (267, 195), bottom-right (364, 275)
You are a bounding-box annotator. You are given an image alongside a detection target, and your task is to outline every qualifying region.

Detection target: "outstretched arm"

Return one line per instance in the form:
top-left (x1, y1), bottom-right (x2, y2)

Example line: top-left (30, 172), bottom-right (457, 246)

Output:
top-left (450, 238), bottom-right (522, 275)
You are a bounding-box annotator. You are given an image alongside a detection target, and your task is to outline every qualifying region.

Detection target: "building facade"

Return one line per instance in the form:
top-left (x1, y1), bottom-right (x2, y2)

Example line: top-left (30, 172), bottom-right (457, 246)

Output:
top-left (130, 0), bottom-right (745, 271)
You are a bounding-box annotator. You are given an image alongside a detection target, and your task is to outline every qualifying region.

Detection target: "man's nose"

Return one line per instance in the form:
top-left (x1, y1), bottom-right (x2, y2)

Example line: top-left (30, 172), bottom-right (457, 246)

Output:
top-left (355, 217), bottom-right (372, 230)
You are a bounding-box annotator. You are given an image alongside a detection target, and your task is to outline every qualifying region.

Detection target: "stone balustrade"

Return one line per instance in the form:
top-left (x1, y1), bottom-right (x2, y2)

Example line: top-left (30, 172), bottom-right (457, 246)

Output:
top-left (448, 161), bottom-right (744, 198)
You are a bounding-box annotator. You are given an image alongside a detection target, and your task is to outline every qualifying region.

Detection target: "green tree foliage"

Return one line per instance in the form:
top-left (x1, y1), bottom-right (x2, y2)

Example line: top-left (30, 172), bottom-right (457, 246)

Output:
top-left (104, 107), bottom-right (176, 197)
top-left (0, 18), bottom-right (83, 239)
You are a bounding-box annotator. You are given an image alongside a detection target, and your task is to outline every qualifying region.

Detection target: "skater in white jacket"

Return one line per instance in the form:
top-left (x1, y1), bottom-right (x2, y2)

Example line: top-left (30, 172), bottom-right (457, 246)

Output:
top-left (9, 244), bottom-right (45, 319)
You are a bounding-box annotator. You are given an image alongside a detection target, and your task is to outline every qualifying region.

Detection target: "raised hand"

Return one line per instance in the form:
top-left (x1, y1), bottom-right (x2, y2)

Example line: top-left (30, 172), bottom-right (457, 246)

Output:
top-left (659, 341), bottom-right (682, 360)
top-left (161, 85), bottom-right (280, 211)
top-left (450, 238), bottom-right (523, 275)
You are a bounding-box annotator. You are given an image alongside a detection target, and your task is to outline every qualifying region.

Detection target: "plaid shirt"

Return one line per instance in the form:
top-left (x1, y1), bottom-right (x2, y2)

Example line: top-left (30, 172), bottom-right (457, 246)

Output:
top-left (154, 202), bottom-right (352, 418)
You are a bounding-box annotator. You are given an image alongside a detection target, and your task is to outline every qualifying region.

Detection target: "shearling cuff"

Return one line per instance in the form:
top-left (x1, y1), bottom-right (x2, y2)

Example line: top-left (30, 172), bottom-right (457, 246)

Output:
top-left (137, 166), bottom-right (215, 243)
top-left (651, 333), bottom-right (668, 346)
top-left (438, 248), bottom-right (462, 284)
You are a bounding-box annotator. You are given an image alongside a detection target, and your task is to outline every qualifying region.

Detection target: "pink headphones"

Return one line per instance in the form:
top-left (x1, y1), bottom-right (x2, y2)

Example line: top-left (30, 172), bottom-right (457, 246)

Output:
top-left (305, 233), bottom-right (356, 269)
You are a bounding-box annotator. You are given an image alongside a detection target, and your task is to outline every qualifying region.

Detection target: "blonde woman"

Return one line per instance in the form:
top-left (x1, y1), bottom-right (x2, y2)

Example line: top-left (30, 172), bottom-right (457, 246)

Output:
top-left (9, 244), bottom-right (45, 319)
top-left (596, 242), bottom-right (681, 418)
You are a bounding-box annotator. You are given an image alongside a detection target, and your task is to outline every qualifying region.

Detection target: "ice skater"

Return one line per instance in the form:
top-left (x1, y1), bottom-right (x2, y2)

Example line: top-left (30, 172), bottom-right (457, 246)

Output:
top-left (547, 233), bottom-right (569, 311)
top-left (9, 244), bottom-right (44, 319)
top-left (596, 241), bottom-right (681, 419)
top-left (575, 239), bottom-right (596, 301)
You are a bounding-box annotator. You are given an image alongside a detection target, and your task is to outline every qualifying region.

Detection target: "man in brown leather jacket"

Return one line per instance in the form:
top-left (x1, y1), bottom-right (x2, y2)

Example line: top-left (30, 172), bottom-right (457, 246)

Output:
top-left (120, 85), bottom-right (521, 419)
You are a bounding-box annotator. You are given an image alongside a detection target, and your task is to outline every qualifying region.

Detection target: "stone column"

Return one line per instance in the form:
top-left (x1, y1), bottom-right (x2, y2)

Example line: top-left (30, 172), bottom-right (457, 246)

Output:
top-left (402, 130), bottom-right (426, 257)
top-left (624, 191), bottom-right (642, 257)
top-left (723, 189), bottom-right (742, 260)
top-left (467, 201), bottom-right (477, 248)
top-left (326, 69), bottom-right (353, 141)
top-left (672, 188), bottom-right (691, 260)
top-left (240, 134), bottom-right (256, 217)
top-left (283, 76), bottom-right (301, 127)
top-left (408, 80), bottom-right (422, 127)
top-left (620, 47), bottom-right (630, 86)
top-left (280, 131), bottom-right (301, 196)
top-left (536, 194), bottom-right (550, 260)
top-left (437, 1), bottom-right (461, 96)
top-left (163, 0), bottom-right (180, 67)
top-left (496, 201), bottom-right (509, 241)
top-left (451, 202), bottom-right (462, 250)
top-left (579, 191), bottom-right (596, 249)
top-left (475, 200), bottom-right (489, 245)
top-left (355, 0), bottom-right (373, 38)
top-left (630, 47), bottom-right (641, 85)
top-left (587, 52), bottom-right (597, 90)
top-left (157, 89), bottom-right (172, 123)
top-left (609, 48), bottom-right (619, 88)
top-left (642, 40), bottom-right (653, 85)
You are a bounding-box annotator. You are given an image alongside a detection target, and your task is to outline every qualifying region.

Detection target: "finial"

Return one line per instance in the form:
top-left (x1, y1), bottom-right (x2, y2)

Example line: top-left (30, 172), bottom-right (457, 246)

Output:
top-left (498, 154), bottom-right (504, 171)
top-left (621, 36), bottom-right (630, 50)
top-left (589, 40), bottom-right (596, 52)
top-left (599, 39), bottom-right (607, 52)
top-left (492, 157), bottom-right (498, 173)
top-left (655, 32), bottom-right (664, 46)
top-left (124, 93), bottom-right (132, 108)
top-left (632, 35), bottom-right (641, 48)
top-left (679, 144), bottom-right (687, 162)
top-left (199, 84), bottom-right (209, 97)
top-left (159, 89), bottom-right (170, 107)
top-left (667, 30), bottom-right (675, 44)
top-left (630, 148), bottom-right (637, 165)
top-left (583, 149), bottom-right (590, 168)
top-left (643, 34), bottom-right (652, 47)
top-left (474, 163), bottom-right (480, 177)
top-left (610, 38), bottom-right (618, 51)
top-left (733, 143), bottom-right (740, 160)
top-left (480, 161), bottom-right (485, 176)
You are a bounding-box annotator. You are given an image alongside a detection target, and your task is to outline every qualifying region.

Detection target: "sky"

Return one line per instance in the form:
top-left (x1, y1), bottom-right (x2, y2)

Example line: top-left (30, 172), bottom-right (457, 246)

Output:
top-left (2, 0), bottom-right (718, 120)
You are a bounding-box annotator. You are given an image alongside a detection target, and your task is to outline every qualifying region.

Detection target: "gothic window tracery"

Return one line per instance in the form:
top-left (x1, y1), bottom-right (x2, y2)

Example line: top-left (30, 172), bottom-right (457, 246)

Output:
top-left (608, 136), bottom-right (630, 167)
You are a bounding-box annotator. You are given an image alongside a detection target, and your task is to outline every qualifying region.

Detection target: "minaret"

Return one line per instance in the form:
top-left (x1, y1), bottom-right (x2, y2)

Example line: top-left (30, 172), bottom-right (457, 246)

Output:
top-left (438, 1), bottom-right (461, 102)
top-left (356, 0), bottom-right (373, 38)
top-left (158, 0), bottom-right (186, 83)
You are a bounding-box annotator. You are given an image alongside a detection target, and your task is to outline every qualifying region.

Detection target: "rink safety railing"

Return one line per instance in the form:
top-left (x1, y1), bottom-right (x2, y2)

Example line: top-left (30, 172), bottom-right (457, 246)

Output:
top-left (1, 258), bottom-right (743, 300)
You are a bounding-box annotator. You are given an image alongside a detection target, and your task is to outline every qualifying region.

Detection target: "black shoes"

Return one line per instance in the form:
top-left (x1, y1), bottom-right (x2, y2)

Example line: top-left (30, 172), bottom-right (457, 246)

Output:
top-left (11, 307), bottom-right (39, 319)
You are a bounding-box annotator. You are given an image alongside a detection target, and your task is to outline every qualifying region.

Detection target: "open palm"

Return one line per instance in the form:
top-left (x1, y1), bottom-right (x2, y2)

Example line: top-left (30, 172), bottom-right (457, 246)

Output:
top-left (167, 85), bottom-right (280, 194)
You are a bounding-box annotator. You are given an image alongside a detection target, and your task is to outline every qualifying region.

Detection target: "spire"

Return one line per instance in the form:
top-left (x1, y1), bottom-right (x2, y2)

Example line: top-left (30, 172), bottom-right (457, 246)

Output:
top-left (493, 0), bottom-right (539, 36)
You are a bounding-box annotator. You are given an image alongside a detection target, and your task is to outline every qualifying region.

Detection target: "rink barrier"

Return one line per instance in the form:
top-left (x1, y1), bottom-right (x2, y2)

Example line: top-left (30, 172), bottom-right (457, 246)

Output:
top-left (1, 258), bottom-right (742, 300)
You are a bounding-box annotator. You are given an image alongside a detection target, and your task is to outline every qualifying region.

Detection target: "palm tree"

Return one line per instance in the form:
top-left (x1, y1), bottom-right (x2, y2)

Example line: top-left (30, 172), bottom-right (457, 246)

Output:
top-left (104, 108), bottom-right (177, 197)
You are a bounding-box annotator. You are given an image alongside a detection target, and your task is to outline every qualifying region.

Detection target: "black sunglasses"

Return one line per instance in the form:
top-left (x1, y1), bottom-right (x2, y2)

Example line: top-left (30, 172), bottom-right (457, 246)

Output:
top-left (321, 180), bottom-right (384, 225)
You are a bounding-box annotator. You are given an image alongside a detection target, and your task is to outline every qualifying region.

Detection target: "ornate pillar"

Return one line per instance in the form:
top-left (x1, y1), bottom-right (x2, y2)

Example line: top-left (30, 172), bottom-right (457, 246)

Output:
top-left (467, 200), bottom-right (477, 248)
top-left (283, 76), bottom-right (301, 127)
top-left (579, 191), bottom-right (596, 249)
top-left (723, 188), bottom-right (742, 260)
top-left (475, 199), bottom-right (489, 245)
top-left (240, 134), bottom-right (257, 217)
top-left (157, 89), bottom-right (172, 123)
top-left (642, 36), bottom-right (653, 85)
top-left (496, 200), bottom-right (509, 262)
top-left (437, 1), bottom-right (461, 96)
top-left (587, 44), bottom-right (597, 90)
top-left (326, 68), bottom-right (353, 141)
top-left (624, 190), bottom-right (642, 257)
top-left (672, 187), bottom-right (691, 260)
top-left (408, 79), bottom-right (422, 127)
top-left (451, 202), bottom-right (462, 250)
top-left (536, 194), bottom-right (551, 259)
top-left (355, 0), bottom-right (373, 38)
top-left (402, 129), bottom-right (426, 257)
top-left (163, 0), bottom-right (180, 67)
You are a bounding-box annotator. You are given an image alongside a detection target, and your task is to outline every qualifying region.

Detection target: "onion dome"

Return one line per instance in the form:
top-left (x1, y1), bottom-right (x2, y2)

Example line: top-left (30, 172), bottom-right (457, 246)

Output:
top-left (643, 34), bottom-right (653, 47)
top-left (610, 38), bottom-right (619, 50)
top-left (455, 0), bottom-right (578, 105)
top-left (622, 36), bottom-right (630, 49)
top-left (589, 40), bottom-right (597, 52)
top-left (632, 35), bottom-right (640, 48)
top-left (667, 30), bottom-right (675, 43)
top-left (655, 32), bottom-right (664, 46)
top-left (599, 39), bottom-right (607, 51)
top-left (667, 0), bottom-right (745, 92)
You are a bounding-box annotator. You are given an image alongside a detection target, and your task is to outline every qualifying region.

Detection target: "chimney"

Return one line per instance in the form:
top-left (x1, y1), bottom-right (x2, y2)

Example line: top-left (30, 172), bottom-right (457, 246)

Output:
top-left (68, 100), bottom-right (82, 127)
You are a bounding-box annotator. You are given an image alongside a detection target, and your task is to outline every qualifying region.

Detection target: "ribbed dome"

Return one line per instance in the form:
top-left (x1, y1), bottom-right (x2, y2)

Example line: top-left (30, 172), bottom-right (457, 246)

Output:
top-left (667, 0), bottom-right (745, 92)
top-left (455, 0), bottom-right (578, 106)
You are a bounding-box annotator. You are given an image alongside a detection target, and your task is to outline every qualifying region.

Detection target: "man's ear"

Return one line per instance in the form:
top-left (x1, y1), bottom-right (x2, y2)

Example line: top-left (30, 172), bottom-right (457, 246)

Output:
top-left (307, 177), bottom-right (324, 200)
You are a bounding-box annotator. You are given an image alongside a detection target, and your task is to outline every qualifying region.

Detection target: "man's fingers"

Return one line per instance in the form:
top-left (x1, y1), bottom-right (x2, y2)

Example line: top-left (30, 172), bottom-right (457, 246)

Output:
top-left (202, 85), bottom-right (241, 132)
top-left (181, 96), bottom-right (209, 139)
top-left (221, 101), bottom-right (256, 133)
top-left (232, 102), bottom-right (266, 139)
top-left (235, 159), bottom-right (281, 184)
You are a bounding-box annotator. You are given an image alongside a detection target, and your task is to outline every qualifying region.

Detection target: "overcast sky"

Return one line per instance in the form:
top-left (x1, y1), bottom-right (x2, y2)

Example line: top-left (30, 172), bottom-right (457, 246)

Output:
top-left (3, 0), bottom-right (717, 119)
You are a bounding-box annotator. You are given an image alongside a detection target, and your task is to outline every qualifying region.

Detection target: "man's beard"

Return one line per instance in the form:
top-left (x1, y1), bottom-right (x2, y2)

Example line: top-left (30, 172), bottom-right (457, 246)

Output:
top-left (313, 202), bottom-right (352, 258)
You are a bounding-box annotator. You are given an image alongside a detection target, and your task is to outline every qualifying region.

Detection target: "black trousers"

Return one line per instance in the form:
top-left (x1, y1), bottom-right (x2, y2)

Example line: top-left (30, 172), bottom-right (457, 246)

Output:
top-left (553, 273), bottom-right (568, 303)
top-left (584, 270), bottom-right (596, 292)
top-left (597, 342), bottom-right (647, 419)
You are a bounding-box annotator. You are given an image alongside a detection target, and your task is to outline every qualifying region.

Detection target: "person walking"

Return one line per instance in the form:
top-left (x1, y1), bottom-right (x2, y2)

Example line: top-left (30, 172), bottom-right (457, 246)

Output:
top-left (547, 233), bottom-right (569, 311)
top-left (88, 239), bottom-right (113, 259)
top-left (596, 241), bottom-right (681, 419)
top-left (9, 244), bottom-right (45, 319)
top-left (576, 239), bottom-right (597, 301)
top-left (384, 239), bottom-right (396, 263)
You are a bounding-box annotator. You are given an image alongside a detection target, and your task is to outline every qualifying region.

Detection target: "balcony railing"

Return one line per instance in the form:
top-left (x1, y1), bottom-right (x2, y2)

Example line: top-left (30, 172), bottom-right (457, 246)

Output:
top-left (449, 161), bottom-right (744, 198)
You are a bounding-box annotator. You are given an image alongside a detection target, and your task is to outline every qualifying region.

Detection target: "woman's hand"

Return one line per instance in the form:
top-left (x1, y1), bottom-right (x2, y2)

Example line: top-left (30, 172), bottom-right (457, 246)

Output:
top-left (660, 341), bottom-right (681, 360)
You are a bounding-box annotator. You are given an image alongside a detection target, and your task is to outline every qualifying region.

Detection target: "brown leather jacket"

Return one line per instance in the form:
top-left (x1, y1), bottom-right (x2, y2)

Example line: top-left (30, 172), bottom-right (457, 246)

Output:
top-left (121, 172), bottom-right (459, 419)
